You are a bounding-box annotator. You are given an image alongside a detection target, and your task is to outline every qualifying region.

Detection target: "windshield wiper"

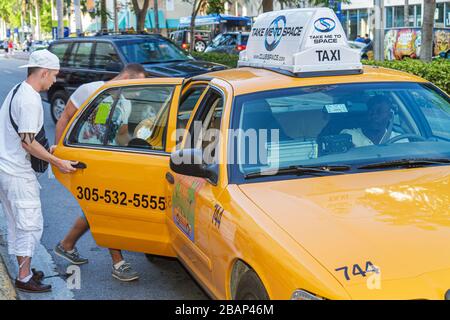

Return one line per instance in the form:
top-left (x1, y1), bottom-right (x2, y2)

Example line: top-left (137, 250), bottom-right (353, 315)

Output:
top-left (244, 165), bottom-right (351, 180)
top-left (358, 158), bottom-right (450, 170)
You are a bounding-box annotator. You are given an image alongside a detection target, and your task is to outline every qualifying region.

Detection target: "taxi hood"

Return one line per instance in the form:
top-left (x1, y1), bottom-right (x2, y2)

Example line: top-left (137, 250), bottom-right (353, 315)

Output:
top-left (238, 167), bottom-right (450, 295)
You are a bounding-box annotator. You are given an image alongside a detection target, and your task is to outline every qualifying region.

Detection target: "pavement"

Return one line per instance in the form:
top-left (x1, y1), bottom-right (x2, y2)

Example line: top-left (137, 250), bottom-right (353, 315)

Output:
top-left (0, 252), bottom-right (16, 300)
top-left (0, 54), bottom-right (208, 300)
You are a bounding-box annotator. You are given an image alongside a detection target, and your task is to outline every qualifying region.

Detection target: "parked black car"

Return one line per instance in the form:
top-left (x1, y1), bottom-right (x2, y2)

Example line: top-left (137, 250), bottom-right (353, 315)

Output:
top-left (45, 34), bottom-right (227, 122)
top-left (204, 32), bottom-right (249, 55)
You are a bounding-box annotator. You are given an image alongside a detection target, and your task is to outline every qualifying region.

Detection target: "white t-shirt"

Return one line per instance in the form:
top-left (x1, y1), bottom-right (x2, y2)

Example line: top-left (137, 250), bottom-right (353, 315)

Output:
top-left (341, 128), bottom-right (402, 147)
top-left (70, 81), bottom-right (105, 109)
top-left (0, 81), bottom-right (44, 179)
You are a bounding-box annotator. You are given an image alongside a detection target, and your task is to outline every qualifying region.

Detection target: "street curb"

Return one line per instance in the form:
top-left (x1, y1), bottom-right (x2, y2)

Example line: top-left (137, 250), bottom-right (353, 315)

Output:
top-left (0, 251), bottom-right (16, 300)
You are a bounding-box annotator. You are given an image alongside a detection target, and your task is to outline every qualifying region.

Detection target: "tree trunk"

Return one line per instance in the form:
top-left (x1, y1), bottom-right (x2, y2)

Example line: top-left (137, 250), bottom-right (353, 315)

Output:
top-left (132, 0), bottom-right (150, 32)
top-left (189, 0), bottom-right (204, 53)
top-left (404, 0), bottom-right (409, 27)
top-left (421, 0), bottom-right (436, 62)
top-left (56, 0), bottom-right (64, 38)
top-left (262, 0), bottom-right (273, 13)
top-left (101, 0), bottom-right (107, 32)
top-left (74, 0), bottom-right (83, 36)
top-left (34, 0), bottom-right (41, 40)
top-left (114, 0), bottom-right (119, 32)
top-left (153, 0), bottom-right (159, 34)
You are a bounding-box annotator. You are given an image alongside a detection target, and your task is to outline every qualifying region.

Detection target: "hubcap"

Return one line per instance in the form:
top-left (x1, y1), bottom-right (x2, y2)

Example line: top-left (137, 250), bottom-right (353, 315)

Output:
top-left (53, 98), bottom-right (66, 120)
top-left (195, 41), bottom-right (205, 52)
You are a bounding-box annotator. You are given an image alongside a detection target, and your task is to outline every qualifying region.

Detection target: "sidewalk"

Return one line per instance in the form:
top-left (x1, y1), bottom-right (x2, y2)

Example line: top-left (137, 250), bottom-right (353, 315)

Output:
top-left (0, 246), bottom-right (16, 300)
top-left (0, 51), bottom-right (30, 60)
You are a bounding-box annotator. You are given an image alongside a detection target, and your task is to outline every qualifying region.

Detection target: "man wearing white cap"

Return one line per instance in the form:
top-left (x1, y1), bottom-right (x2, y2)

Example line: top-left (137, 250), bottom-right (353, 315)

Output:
top-left (0, 49), bottom-right (78, 293)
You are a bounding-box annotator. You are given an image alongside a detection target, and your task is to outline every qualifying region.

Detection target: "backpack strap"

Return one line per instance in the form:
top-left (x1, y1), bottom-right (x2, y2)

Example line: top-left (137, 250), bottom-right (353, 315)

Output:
top-left (8, 83), bottom-right (22, 134)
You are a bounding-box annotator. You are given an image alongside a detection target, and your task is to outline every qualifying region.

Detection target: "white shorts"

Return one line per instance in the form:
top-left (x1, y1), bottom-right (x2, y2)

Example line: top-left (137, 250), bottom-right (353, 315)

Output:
top-left (0, 171), bottom-right (43, 257)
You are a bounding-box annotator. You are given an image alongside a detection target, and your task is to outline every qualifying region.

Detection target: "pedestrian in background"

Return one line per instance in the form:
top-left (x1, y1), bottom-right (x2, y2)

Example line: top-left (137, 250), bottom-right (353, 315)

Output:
top-left (53, 63), bottom-right (147, 282)
top-left (8, 39), bottom-right (14, 57)
top-left (3, 39), bottom-right (8, 55)
top-left (0, 49), bottom-right (77, 293)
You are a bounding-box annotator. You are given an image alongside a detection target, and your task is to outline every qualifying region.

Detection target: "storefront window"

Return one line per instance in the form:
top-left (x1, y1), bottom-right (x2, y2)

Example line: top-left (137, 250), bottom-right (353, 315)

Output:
top-left (394, 6), bottom-right (404, 28)
top-left (416, 4), bottom-right (422, 27)
top-left (359, 9), bottom-right (369, 37)
top-left (436, 3), bottom-right (445, 25)
top-left (408, 5), bottom-right (415, 27)
top-left (349, 9), bottom-right (358, 40)
top-left (386, 7), bottom-right (394, 29)
top-left (446, 2), bottom-right (450, 27)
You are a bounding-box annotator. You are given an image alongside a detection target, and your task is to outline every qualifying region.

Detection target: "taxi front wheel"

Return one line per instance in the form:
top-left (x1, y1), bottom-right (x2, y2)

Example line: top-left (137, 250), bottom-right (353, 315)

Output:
top-left (235, 270), bottom-right (269, 300)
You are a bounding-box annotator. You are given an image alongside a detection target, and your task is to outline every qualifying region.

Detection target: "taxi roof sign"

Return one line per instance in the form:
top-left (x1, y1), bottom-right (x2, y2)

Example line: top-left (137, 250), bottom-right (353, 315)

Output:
top-left (238, 8), bottom-right (363, 77)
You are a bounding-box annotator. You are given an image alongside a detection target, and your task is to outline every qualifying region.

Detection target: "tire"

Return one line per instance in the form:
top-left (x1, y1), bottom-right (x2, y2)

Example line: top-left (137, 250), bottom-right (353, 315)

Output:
top-left (235, 270), bottom-right (269, 300)
top-left (50, 91), bottom-right (69, 123)
top-left (194, 40), bottom-right (206, 53)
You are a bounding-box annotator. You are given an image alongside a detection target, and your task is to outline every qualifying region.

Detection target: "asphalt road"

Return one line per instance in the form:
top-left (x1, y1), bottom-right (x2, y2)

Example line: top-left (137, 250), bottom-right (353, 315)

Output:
top-left (0, 54), bottom-right (208, 300)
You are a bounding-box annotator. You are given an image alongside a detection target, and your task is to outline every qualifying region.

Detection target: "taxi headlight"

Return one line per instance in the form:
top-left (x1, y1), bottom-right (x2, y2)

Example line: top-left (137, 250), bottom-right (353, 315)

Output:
top-left (291, 289), bottom-right (324, 300)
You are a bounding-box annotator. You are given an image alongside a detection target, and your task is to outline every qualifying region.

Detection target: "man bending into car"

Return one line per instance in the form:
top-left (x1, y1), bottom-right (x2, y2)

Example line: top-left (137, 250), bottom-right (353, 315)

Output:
top-left (53, 63), bottom-right (146, 282)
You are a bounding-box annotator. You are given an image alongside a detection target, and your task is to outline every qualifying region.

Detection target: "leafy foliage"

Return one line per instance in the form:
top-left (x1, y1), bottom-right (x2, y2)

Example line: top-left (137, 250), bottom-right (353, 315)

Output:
top-left (206, 0), bottom-right (225, 15)
top-left (363, 59), bottom-right (450, 94)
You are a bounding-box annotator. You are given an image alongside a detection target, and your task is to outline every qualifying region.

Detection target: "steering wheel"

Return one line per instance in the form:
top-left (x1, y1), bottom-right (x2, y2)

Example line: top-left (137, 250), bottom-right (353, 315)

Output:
top-left (383, 134), bottom-right (427, 144)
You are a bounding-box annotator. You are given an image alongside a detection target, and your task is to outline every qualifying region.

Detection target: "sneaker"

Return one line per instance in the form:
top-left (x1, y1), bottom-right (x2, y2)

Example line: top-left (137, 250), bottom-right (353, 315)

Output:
top-left (112, 262), bottom-right (139, 282)
top-left (15, 277), bottom-right (51, 293)
top-left (54, 243), bottom-right (89, 265)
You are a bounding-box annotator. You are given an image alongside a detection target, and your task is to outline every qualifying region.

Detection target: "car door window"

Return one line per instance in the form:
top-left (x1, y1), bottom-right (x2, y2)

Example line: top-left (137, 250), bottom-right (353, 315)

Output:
top-left (190, 88), bottom-right (224, 164)
top-left (49, 42), bottom-right (70, 66)
top-left (106, 85), bottom-right (175, 150)
top-left (68, 88), bottom-right (120, 146)
top-left (177, 85), bottom-right (208, 130)
top-left (93, 42), bottom-right (121, 70)
top-left (67, 42), bottom-right (93, 68)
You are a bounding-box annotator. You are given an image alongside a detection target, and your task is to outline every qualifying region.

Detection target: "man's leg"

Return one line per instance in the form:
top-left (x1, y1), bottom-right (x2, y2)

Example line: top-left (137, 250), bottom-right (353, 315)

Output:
top-left (8, 175), bottom-right (51, 293)
top-left (54, 215), bottom-right (89, 265)
top-left (60, 216), bottom-right (89, 251)
top-left (16, 256), bottom-right (31, 280)
top-left (109, 249), bottom-right (139, 282)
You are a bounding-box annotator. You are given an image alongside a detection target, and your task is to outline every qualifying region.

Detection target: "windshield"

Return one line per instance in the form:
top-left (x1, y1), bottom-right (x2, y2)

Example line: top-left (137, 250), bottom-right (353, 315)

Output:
top-left (116, 37), bottom-right (190, 64)
top-left (210, 34), bottom-right (236, 47)
top-left (229, 82), bottom-right (450, 183)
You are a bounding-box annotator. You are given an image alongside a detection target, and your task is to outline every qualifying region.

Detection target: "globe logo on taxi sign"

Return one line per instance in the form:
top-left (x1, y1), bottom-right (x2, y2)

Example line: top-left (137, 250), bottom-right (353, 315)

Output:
top-left (264, 15), bottom-right (286, 51)
top-left (314, 17), bottom-right (336, 33)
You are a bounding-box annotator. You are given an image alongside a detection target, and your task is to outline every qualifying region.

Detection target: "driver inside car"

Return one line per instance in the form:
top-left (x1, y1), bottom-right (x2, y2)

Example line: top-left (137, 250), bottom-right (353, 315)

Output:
top-left (341, 95), bottom-right (404, 147)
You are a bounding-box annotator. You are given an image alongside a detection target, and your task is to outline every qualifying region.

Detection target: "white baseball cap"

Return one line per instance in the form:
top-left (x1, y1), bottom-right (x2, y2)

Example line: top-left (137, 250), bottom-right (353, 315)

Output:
top-left (19, 49), bottom-right (60, 70)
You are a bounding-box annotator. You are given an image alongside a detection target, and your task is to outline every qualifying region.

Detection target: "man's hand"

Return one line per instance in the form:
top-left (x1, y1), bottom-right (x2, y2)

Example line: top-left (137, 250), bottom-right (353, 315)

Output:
top-left (49, 145), bottom-right (57, 154)
top-left (55, 159), bottom-right (78, 174)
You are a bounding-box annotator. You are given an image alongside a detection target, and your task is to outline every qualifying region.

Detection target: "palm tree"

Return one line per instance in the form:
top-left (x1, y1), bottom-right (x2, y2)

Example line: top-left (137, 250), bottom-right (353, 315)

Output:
top-left (421, 0), bottom-right (436, 62)
top-left (404, 0), bottom-right (409, 27)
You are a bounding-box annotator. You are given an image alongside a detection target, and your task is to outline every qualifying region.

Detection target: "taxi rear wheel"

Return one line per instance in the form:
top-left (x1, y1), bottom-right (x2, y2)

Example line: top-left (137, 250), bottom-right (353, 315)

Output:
top-left (235, 270), bottom-right (269, 300)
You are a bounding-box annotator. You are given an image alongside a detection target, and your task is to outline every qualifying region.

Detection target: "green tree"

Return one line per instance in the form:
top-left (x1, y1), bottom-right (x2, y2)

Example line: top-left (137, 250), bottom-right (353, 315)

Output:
top-left (0, 0), bottom-right (22, 28)
top-left (206, 0), bottom-right (224, 14)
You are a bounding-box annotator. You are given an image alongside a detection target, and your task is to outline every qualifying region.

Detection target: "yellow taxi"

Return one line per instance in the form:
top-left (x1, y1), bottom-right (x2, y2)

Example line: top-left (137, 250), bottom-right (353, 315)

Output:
top-left (54, 8), bottom-right (450, 299)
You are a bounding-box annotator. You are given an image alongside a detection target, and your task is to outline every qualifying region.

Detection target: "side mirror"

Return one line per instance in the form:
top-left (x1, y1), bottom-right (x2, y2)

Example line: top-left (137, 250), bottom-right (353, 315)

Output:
top-left (169, 149), bottom-right (218, 185)
top-left (105, 61), bottom-right (123, 72)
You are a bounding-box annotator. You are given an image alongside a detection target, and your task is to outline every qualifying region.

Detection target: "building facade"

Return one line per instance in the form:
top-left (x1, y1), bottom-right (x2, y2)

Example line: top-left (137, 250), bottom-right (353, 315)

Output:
top-left (341, 0), bottom-right (450, 40)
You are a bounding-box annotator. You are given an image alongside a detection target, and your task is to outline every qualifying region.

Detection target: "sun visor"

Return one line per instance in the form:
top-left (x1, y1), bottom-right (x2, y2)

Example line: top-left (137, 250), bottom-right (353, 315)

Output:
top-left (238, 8), bottom-right (363, 77)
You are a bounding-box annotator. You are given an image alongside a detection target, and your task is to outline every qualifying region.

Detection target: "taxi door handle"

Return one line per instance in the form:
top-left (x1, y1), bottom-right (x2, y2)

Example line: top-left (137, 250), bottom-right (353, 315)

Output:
top-left (72, 161), bottom-right (87, 169)
top-left (165, 172), bottom-right (174, 184)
